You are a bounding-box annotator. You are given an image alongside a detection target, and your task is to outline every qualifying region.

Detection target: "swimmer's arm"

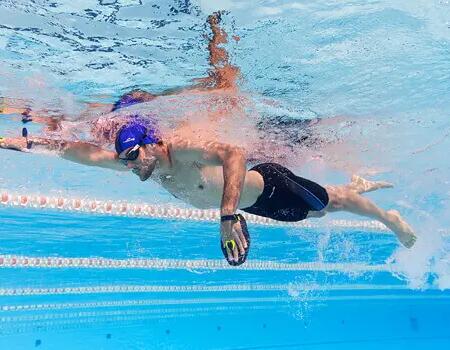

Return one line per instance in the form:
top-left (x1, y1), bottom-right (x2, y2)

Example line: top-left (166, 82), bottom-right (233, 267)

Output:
top-left (0, 136), bottom-right (125, 171)
top-left (171, 139), bottom-right (246, 215)
top-left (171, 138), bottom-right (248, 261)
top-left (61, 142), bottom-right (126, 171)
top-left (219, 146), bottom-right (246, 216)
top-left (35, 138), bottom-right (126, 171)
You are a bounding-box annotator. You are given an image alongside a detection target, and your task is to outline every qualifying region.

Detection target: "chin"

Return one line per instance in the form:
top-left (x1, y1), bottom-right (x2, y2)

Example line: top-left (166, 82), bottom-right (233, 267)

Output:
top-left (139, 172), bottom-right (152, 181)
top-left (138, 164), bottom-right (156, 181)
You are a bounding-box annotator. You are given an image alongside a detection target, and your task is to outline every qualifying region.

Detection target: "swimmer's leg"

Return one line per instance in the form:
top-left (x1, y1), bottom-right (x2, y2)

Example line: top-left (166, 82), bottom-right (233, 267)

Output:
top-left (346, 175), bottom-right (393, 194)
top-left (316, 185), bottom-right (416, 248)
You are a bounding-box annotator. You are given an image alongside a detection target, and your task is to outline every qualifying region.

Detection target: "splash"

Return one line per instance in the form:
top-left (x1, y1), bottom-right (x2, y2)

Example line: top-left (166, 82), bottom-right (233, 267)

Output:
top-left (390, 219), bottom-right (449, 289)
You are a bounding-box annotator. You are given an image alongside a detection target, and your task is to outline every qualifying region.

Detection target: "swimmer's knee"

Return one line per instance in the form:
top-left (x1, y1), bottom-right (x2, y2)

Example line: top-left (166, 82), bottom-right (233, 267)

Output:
top-left (325, 186), bottom-right (347, 210)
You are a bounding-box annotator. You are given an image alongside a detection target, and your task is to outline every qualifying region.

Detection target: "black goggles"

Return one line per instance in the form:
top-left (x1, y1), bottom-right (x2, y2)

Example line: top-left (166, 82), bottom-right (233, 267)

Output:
top-left (118, 144), bottom-right (141, 161)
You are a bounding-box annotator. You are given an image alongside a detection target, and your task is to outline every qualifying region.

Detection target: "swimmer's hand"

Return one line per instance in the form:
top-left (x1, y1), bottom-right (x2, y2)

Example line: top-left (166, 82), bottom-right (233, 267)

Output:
top-left (0, 137), bottom-right (28, 152)
top-left (220, 220), bottom-right (248, 264)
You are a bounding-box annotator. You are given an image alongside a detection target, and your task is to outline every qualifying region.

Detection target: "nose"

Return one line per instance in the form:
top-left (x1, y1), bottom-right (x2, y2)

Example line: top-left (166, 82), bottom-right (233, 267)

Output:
top-left (127, 162), bottom-right (136, 169)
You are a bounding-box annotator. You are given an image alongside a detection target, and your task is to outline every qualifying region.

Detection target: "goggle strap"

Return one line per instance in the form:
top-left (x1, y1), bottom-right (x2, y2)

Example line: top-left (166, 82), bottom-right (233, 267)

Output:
top-left (129, 144), bottom-right (140, 153)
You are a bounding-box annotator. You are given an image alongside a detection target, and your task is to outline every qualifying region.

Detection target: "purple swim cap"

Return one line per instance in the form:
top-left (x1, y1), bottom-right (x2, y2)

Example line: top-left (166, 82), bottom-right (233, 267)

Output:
top-left (114, 122), bottom-right (159, 154)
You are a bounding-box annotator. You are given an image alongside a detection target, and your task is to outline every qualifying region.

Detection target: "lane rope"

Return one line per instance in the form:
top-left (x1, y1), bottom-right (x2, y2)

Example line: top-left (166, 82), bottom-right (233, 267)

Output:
top-left (0, 255), bottom-right (389, 272)
top-left (2, 295), bottom-right (449, 314)
top-left (0, 284), bottom-right (411, 297)
top-left (0, 191), bottom-right (390, 232)
top-left (0, 305), bottom-right (278, 325)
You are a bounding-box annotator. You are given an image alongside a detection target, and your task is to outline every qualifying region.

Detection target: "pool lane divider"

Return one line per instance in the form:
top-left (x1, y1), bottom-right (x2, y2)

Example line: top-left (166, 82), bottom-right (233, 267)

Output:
top-left (0, 255), bottom-right (388, 272)
top-left (0, 191), bottom-right (390, 232)
top-left (4, 294), bottom-right (450, 314)
top-left (0, 284), bottom-right (411, 297)
top-left (0, 305), bottom-right (280, 326)
top-left (0, 305), bottom-right (281, 335)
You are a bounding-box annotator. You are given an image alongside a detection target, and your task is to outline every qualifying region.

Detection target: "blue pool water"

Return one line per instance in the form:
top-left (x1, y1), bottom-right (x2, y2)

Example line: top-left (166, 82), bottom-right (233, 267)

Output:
top-left (1, 1), bottom-right (450, 349)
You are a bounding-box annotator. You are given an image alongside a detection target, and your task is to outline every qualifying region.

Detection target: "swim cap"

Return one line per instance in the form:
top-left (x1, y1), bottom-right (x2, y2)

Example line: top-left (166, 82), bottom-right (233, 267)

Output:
top-left (114, 122), bottom-right (159, 154)
top-left (111, 89), bottom-right (155, 112)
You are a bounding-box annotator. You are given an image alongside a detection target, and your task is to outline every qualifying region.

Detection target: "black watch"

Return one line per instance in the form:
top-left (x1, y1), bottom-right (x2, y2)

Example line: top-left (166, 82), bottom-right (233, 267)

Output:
top-left (220, 214), bottom-right (240, 222)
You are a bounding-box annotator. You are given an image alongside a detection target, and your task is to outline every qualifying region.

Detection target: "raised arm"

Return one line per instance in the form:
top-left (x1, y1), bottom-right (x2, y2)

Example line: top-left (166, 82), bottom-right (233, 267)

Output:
top-left (193, 12), bottom-right (241, 90)
top-left (0, 136), bottom-right (125, 171)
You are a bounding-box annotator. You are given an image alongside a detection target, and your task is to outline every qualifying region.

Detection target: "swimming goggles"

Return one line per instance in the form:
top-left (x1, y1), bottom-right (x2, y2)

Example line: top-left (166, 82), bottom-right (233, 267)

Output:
top-left (118, 144), bottom-right (141, 161)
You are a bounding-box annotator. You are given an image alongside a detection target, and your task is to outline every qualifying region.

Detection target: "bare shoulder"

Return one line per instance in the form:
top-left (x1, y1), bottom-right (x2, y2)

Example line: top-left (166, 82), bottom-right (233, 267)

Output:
top-left (167, 135), bottom-right (232, 151)
top-left (165, 136), bottom-right (246, 164)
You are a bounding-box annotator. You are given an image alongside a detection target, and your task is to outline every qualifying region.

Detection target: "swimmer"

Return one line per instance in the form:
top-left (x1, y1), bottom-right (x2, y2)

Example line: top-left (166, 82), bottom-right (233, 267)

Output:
top-left (0, 121), bottom-right (417, 265)
top-left (0, 12), bottom-right (417, 265)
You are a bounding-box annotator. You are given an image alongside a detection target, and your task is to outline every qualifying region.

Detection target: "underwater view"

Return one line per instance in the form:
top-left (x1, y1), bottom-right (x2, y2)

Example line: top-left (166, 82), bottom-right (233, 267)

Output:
top-left (0, 0), bottom-right (449, 349)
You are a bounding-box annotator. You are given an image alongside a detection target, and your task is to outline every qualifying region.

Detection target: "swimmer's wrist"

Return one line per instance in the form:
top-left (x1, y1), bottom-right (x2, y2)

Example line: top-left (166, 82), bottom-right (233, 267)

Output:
top-left (220, 214), bottom-right (238, 222)
top-left (220, 208), bottom-right (235, 216)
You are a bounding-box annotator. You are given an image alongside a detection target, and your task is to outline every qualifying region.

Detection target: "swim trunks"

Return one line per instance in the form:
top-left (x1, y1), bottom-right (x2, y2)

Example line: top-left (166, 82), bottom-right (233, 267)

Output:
top-left (242, 163), bottom-right (329, 222)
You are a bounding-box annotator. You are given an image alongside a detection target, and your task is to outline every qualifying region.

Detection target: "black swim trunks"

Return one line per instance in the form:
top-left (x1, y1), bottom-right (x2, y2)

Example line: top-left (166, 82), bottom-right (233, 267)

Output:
top-left (242, 163), bottom-right (329, 222)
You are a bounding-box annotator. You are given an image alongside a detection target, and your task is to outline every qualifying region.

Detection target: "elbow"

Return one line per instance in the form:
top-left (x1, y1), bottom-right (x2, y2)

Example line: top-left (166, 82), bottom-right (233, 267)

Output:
top-left (228, 146), bottom-right (246, 164)
top-left (234, 146), bottom-right (246, 159)
top-left (88, 153), bottom-right (102, 163)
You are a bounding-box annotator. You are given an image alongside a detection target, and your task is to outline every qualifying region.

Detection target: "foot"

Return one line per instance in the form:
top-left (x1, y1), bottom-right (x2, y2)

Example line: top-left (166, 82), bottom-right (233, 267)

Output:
top-left (350, 175), bottom-right (393, 194)
top-left (386, 210), bottom-right (417, 248)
